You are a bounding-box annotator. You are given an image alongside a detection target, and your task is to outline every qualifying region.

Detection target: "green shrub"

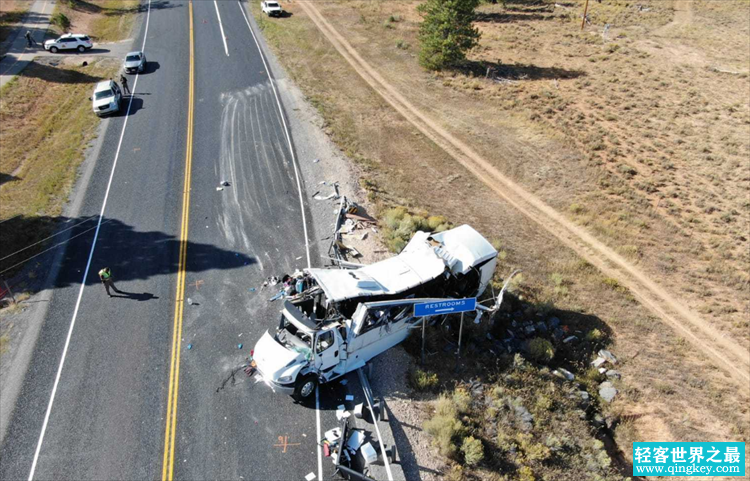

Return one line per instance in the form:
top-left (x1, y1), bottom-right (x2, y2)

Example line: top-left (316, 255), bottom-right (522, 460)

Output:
top-left (380, 206), bottom-right (451, 253)
top-left (528, 338), bottom-right (555, 364)
top-left (435, 393), bottom-right (459, 417)
top-left (424, 414), bottom-right (463, 458)
top-left (460, 436), bottom-right (484, 466)
top-left (51, 12), bottom-right (71, 31)
top-left (445, 463), bottom-right (464, 481)
top-left (452, 388), bottom-right (472, 413)
top-left (410, 368), bottom-right (439, 391)
top-left (518, 465), bottom-right (536, 481)
top-left (585, 328), bottom-right (604, 342)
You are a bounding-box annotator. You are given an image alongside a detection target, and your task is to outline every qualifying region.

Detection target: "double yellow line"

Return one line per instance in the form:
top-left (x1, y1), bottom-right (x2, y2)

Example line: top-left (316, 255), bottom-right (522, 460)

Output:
top-left (162, 2), bottom-right (195, 480)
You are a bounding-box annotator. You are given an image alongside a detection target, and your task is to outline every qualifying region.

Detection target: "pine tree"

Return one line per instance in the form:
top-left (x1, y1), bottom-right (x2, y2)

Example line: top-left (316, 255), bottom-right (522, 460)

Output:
top-left (418, 0), bottom-right (481, 71)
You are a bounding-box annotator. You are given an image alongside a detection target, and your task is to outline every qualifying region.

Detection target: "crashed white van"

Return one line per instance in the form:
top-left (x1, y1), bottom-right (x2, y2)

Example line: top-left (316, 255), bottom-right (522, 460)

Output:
top-left (253, 225), bottom-right (500, 400)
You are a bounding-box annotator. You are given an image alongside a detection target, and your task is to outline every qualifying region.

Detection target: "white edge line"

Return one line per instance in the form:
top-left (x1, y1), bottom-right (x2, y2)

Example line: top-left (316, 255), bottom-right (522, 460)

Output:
top-left (214, 0), bottom-right (230, 57)
top-left (238, 2), bottom-right (319, 479)
top-left (237, 1), bottom-right (311, 270)
top-left (26, 1), bottom-right (152, 479)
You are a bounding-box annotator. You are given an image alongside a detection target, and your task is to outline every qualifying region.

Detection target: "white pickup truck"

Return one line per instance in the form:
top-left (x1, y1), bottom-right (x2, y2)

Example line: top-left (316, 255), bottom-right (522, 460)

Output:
top-left (253, 225), bottom-right (503, 400)
top-left (260, 1), bottom-right (282, 17)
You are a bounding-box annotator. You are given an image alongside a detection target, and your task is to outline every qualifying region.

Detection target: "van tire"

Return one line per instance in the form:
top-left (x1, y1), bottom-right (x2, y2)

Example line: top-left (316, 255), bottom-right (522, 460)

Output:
top-left (293, 375), bottom-right (317, 401)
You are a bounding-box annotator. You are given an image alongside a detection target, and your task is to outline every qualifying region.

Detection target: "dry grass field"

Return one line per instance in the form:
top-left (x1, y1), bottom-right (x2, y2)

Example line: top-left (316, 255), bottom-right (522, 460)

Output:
top-left (253, 0), bottom-right (749, 477)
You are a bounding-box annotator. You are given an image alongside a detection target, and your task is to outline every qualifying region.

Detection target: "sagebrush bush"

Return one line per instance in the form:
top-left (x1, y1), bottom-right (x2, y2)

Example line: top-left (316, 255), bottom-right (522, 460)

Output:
top-left (452, 388), bottom-right (472, 413)
top-left (435, 393), bottom-right (458, 417)
top-left (528, 338), bottom-right (555, 363)
top-left (424, 414), bottom-right (463, 458)
top-left (460, 436), bottom-right (484, 466)
top-left (410, 368), bottom-right (439, 391)
top-left (380, 207), bottom-right (450, 253)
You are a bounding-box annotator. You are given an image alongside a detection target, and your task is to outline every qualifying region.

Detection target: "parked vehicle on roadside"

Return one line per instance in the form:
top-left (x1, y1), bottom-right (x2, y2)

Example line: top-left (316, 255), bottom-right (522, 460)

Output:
top-left (260, 1), bottom-right (283, 17)
top-left (252, 225), bottom-right (509, 400)
top-left (91, 80), bottom-right (122, 116)
top-left (44, 33), bottom-right (92, 53)
top-left (122, 50), bottom-right (147, 74)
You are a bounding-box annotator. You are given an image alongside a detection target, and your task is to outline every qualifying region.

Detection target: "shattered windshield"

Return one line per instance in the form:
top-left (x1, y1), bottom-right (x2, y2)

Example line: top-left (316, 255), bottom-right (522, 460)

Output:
top-left (276, 315), bottom-right (313, 359)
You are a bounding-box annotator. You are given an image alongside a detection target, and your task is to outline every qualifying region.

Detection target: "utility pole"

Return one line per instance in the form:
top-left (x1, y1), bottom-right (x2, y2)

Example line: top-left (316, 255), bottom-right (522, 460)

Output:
top-left (581, 0), bottom-right (590, 31)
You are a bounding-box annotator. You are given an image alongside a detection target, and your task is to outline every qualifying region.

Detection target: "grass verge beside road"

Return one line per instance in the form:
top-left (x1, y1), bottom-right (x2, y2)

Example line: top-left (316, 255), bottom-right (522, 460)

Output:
top-left (0, 58), bottom-right (118, 277)
top-left (54, 0), bottom-right (140, 42)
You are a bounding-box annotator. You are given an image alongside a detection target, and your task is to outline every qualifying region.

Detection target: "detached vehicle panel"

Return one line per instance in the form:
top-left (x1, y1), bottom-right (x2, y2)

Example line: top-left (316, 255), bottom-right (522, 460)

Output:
top-left (253, 225), bottom-right (499, 400)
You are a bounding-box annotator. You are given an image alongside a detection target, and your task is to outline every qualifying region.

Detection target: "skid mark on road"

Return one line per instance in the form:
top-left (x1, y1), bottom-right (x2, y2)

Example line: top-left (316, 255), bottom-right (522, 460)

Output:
top-left (217, 85), bottom-right (303, 275)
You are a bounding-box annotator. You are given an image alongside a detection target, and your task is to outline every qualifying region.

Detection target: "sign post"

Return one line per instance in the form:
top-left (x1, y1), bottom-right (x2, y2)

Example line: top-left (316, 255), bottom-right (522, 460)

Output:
top-left (456, 312), bottom-right (465, 365)
top-left (414, 298), bottom-right (477, 367)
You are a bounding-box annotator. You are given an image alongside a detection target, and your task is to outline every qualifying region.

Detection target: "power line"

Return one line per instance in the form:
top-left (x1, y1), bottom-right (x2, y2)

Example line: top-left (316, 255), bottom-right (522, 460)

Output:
top-left (0, 217), bottom-right (97, 263)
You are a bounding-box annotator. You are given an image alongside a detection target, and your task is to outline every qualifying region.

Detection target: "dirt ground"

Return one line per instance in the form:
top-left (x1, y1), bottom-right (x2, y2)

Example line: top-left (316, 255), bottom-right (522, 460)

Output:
top-left (252, 0), bottom-right (749, 476)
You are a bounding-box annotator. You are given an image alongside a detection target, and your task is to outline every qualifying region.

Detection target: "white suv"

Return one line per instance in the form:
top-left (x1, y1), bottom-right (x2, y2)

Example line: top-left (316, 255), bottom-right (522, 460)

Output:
top-left (91, 80), bottom-right (122, 116)
top-left (44, 34), bottom-right (93, 53)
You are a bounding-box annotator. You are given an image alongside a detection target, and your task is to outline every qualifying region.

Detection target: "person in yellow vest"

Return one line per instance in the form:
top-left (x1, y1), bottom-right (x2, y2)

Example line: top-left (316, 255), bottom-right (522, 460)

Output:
top-left (98, 267), bottom-right (122, 297)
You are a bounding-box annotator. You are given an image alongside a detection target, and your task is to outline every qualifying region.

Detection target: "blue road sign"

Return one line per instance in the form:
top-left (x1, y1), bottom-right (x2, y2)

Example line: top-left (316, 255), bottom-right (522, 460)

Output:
top-left (414, 298), bottom-right (477, 317)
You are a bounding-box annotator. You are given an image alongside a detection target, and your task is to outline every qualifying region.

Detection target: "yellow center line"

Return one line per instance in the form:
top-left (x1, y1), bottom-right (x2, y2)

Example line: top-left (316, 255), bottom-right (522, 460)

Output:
top-left (162, 2), bottom-right (195, 480)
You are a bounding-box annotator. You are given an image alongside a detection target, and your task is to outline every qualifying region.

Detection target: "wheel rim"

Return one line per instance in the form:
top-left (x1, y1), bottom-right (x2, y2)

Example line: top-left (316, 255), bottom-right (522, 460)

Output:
top-left (51, 47), bottom-right (57, 52)
top-left (300, 380), bottom-right (315, 398)
top-left (78, 46), bottom-right (84, 52)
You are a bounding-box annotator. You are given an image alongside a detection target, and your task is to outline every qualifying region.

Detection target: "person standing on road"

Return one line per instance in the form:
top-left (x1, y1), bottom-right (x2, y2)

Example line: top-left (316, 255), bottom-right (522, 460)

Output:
top-left (25, 31), bottom-right (37, 48)
top-left (98, 267), bottom-right (122, 297)
top-left (119, 74), bottom-right (130, 95)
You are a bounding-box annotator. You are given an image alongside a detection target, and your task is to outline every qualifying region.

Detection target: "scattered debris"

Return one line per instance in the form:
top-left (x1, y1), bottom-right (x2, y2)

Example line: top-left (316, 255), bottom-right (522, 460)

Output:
top-left (305, 473), bottom-right (316, 481)
top-left (216, 187), bottom-right (223, 191)
top-left (361, 442), bottom-right (378, 465)
top-left (354, 403), bottom-right (364, 419)
top-left (221, 180), bottom-right (230, 186)
top-left (563, 335), bottom-right (578, 343)
top-left (345, 394), bottom-right (354, 401)
top-left (591, 357), bottom-right (606, 368)
top-left (313, 158), bottom-right (320, 163)
top-left (346, 430), bottom-right (364, 450)
top-left (187, 343), bottom-right (193, 350)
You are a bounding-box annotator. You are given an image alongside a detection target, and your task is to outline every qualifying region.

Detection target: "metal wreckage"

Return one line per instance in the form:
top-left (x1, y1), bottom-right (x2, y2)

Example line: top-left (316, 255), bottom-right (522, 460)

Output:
top-left (252, 218), bottom-right (516, 400)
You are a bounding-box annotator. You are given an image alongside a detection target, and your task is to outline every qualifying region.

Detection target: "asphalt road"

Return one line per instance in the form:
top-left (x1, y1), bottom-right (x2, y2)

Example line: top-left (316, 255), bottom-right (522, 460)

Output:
top-left (0, 1), bottom-right (343, 480)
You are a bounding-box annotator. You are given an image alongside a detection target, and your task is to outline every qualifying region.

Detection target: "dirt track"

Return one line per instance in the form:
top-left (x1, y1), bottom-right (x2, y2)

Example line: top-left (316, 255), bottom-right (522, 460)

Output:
top-left (297, 1), bottom-right (750, 389)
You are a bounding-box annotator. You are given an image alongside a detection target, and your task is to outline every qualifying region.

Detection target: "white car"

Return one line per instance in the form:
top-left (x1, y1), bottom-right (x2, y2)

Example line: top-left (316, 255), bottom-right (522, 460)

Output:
top-left (260, 1), bottom-right (282, 17)
top-left (44, 33), bottom-right (92, 53)
top-left (253, 225), bottom-right (505, 400)
top-left (123, 50), bottom-right (146, 74)
top-left (91, 80), bottom-right (122, 116)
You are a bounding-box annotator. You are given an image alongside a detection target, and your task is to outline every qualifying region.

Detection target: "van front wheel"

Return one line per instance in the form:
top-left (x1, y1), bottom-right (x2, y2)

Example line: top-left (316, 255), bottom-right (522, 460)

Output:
top-left (293, 375), bottom-right (317, 401)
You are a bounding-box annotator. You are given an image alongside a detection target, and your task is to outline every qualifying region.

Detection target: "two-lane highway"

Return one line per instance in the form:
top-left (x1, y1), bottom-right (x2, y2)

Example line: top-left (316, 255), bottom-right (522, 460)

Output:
top-left (0, 1), bottom-right (335, 480)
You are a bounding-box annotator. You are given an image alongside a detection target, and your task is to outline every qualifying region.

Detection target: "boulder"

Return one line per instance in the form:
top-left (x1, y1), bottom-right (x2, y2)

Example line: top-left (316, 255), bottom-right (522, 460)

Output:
top-left (599, 381), bottom-right (618, 403)
top-left (598, 349), bottom-right (618, 364)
